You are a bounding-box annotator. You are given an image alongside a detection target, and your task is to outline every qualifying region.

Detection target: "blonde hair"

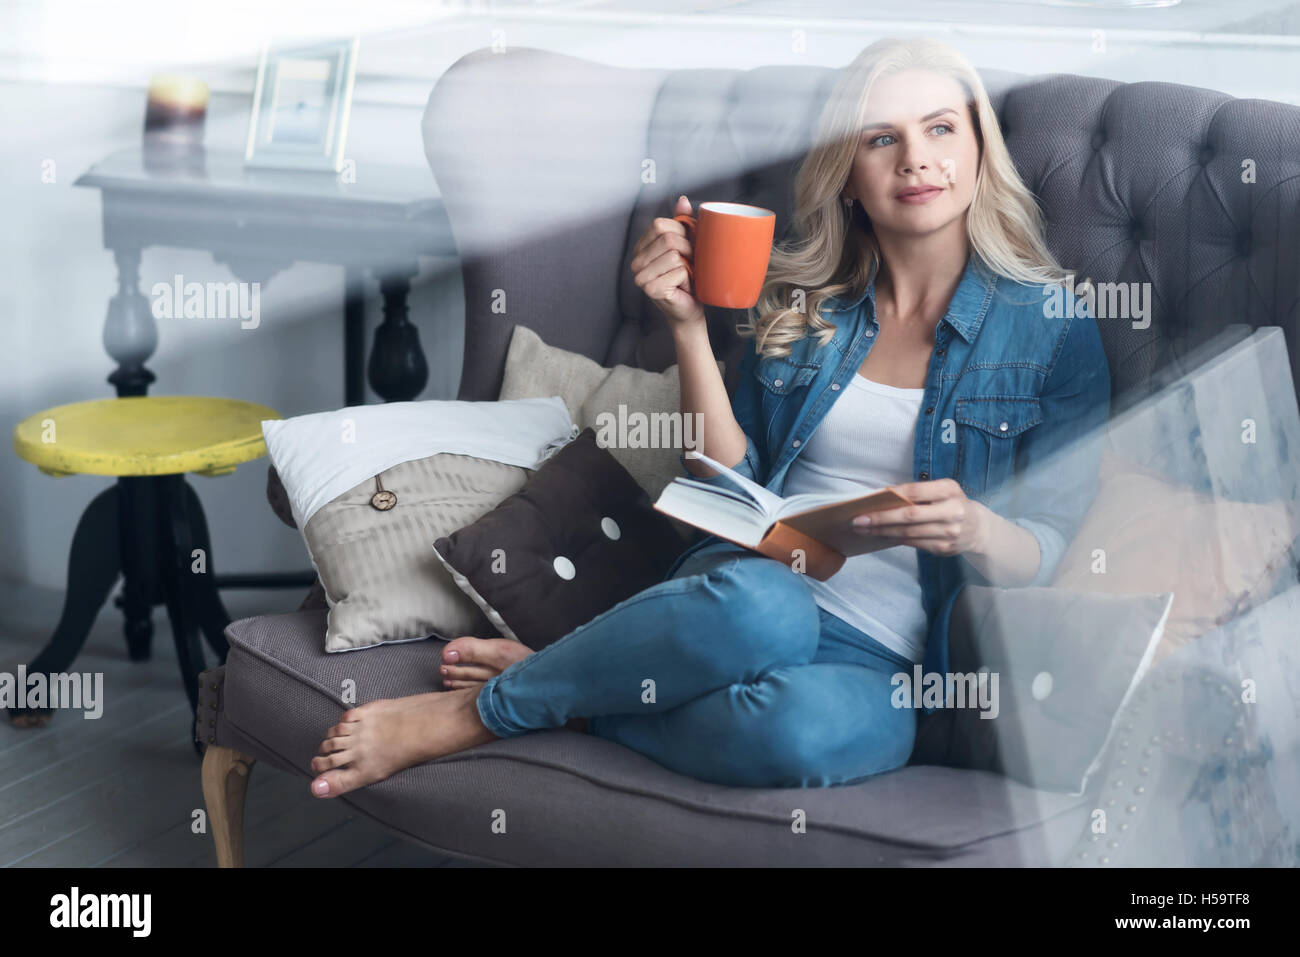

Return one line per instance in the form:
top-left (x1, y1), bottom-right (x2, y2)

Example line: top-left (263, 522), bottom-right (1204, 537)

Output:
top-left (740, 36), bottom-right (1071, 358)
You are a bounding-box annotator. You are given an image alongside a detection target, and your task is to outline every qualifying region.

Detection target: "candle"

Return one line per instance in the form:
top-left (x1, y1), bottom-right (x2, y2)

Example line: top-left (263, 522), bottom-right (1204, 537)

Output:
top-left (143, 74), bottom-right (209, 173)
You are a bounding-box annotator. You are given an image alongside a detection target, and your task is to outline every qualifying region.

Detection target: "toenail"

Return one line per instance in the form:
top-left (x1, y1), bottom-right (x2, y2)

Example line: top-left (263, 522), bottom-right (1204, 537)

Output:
top-left (312, 779), bottom-right (329, 795)
top-left (446, 650), bottom-right (459, 662)
top-left (440, 666), bottom-right (448, 675)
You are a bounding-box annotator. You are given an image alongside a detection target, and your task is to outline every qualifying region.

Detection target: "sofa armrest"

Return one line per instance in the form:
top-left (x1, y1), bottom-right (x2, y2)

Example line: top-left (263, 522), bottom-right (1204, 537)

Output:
top-left (265, 465), bottom-right (327, 610)
top-left (266, 465), bottom-right (297, 529)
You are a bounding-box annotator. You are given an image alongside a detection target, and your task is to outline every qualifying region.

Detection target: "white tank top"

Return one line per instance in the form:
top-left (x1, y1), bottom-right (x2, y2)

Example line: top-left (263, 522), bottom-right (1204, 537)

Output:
top-left (782, 373), bottom-right (928, 664)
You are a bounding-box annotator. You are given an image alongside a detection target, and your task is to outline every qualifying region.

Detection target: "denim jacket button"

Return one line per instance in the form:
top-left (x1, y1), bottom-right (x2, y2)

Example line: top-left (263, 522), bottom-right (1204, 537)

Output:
top-left (919, 471), bottom-right (929, 480)
top-left (773, 378), bottom-right (783, 387)
top-left (792, 439), bottom-right (801, 448)
top-left (999, 421), bottom-right (1009, 432)
top-left (830, 382), bottom-right (840, 391)
top-left (865, 329), bottom-right (876, 337)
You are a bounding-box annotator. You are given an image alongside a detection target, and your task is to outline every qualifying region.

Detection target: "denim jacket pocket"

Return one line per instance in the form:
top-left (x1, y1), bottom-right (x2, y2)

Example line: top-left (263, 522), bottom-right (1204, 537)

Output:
top-left (954, 396), bottom-right (1044, 499)
top-left (755, 357), bottom-right (818, 396)
top-left (755, 357), bottom-right (819, 453)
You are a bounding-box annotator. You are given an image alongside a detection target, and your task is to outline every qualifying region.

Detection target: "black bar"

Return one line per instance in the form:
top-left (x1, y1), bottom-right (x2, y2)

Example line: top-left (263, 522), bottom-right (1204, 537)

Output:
top-left (344, 265), bottom-right (366, 407)
top-left (212, 571), bottom-right (316, 589)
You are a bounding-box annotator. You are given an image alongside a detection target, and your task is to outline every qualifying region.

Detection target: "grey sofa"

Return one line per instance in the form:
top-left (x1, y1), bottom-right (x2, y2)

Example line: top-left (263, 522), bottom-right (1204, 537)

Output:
top-left (197, 47), bottom-right (1300, 867)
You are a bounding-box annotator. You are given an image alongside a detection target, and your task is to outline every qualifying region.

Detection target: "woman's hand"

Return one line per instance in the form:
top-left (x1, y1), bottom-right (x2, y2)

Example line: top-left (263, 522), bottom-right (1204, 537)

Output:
top-left (629, 194), bottom-right (708, 329)
top-left (852, 478), bottom-right (990, 558)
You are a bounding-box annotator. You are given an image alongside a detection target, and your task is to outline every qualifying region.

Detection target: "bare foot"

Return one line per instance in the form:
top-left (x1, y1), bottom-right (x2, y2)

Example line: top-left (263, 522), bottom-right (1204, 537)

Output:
top-left (309, 687), bottom-right (496, 798)
top-left (440, 635), bottom-right (534, 690)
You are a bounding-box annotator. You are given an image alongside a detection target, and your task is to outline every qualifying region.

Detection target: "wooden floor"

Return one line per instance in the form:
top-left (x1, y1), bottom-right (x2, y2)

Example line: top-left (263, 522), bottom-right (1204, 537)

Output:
top-left (0, 580), bottom-right (485, 868)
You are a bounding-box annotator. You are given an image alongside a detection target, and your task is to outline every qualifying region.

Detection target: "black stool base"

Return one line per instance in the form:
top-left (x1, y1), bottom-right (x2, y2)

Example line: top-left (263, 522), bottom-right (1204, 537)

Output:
top-left (8, 474), bottom-right (234, 755)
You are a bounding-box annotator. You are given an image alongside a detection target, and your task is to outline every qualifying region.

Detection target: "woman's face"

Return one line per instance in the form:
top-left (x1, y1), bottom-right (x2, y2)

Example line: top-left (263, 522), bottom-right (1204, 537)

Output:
top-left (845, 69), bottom-right (980, 241)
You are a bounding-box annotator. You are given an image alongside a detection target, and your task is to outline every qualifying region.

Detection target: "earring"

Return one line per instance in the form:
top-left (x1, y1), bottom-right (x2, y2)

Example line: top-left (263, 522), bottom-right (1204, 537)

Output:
top-left (843, 196), bottom-right (854, 207)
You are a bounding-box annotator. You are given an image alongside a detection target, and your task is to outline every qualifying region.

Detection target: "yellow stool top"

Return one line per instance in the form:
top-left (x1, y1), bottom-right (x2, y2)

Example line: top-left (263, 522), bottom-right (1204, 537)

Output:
top-left (13, 396), bottom-right (282, 478)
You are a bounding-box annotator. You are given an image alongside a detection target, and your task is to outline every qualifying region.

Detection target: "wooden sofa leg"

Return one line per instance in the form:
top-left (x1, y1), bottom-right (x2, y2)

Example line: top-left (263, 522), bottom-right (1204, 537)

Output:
top-left (202, 745), bottom-right (255, 867)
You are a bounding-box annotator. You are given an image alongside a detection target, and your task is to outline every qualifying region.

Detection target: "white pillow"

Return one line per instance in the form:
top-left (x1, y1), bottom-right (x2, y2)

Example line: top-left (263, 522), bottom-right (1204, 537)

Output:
top-left (262, 396), bottom-right (576, 530)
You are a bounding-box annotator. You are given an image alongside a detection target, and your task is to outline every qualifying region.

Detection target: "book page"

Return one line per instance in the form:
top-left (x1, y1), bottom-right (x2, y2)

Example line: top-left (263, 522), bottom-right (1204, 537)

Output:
top-left (672, 477), bottom-right (768, 514)
top-left (776, 489), bottom-right (874, 517)
top-left (653, 481), bottom-right (768, 547)
top-left (683, 450), bottom-right (784, 517)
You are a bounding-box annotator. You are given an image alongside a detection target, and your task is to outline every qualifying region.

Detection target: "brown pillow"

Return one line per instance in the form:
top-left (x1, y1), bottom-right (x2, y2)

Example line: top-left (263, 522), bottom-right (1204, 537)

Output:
top-left (1050, 448), bottom-right (1300, 664)
top-left (432, 428), bottom-right (686, 651)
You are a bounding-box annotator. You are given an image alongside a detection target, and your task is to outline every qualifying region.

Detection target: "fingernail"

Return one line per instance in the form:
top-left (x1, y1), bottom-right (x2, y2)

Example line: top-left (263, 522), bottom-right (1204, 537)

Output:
top-left (854, 516), bottom-right (870, 526)
top-left (312, 779), bottom-right (329, 796)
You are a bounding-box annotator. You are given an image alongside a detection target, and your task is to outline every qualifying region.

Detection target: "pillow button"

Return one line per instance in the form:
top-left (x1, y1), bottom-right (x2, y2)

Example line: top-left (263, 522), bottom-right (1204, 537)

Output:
top-left (600, 517), bottom-right (621, 540)
top-left (553, 556), bottom-right (576, 580)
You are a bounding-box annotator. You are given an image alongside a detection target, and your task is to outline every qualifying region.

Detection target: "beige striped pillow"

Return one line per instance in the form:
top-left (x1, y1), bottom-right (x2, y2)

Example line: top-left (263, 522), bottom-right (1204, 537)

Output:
top-left (305, 452), bottom-right (532, 652)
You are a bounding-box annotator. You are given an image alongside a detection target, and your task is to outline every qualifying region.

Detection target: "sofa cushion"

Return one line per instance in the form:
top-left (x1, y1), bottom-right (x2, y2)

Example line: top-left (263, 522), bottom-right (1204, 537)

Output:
top-left (262, 395), bottom-right (574, 531)
top-left (498, 325), bottom-right (724, 524)
top-left (910, 584), bottom-right (1174, 796)
top-left (432, 427), bottom-right (684, 651)
top-left (260, 396), bottom-right (577, 652)
top-left (311, 452), bottom-right (538, 651)
top-left (219, 609), bottom-right (1094, 866)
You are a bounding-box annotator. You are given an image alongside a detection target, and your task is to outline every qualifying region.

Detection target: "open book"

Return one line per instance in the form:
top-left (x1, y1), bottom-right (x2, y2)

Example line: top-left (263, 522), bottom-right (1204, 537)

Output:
top-left (653, 449), bottom-right (916, 580)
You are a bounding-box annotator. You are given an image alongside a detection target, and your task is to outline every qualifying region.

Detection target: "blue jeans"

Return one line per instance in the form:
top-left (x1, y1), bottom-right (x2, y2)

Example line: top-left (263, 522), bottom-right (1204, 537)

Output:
top-left (474, 543), bottom-right (918, 788)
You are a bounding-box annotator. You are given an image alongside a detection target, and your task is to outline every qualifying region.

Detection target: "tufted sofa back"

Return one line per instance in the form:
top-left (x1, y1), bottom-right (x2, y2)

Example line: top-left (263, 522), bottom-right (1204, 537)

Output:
top-left (422, 46), bottom-right (1300, 410)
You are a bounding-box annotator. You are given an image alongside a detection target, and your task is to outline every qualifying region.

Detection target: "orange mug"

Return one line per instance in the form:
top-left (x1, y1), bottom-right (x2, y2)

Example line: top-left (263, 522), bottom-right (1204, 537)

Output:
top-left (673, 202), bottom-right (776, 309)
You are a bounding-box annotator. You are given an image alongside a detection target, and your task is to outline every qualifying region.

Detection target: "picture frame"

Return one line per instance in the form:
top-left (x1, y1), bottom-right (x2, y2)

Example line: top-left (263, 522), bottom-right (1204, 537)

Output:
top-left (244, 37), bottom-right (359, 173)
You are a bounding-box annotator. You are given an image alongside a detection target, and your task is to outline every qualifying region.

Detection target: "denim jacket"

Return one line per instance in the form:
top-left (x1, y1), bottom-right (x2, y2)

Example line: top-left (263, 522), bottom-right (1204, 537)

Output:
top-left (667, 251), bottom-right (1111, 698)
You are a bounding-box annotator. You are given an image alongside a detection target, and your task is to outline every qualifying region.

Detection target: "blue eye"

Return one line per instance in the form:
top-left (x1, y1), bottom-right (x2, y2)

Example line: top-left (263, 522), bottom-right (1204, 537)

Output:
top-left (866, 123), bottom-right (954, 148)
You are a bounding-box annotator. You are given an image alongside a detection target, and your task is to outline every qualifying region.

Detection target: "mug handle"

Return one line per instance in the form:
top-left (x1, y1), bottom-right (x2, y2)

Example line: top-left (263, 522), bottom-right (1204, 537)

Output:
top-left (672, 213), bottom-right (696, 282)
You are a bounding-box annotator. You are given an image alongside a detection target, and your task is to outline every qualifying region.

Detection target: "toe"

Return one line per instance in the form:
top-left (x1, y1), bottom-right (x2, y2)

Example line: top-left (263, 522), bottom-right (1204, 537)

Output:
top-left (442, 636), bottom-right (481, 664)
top-left (311, 750), bottom-right (352, 773)
top-left (319, 736), bottom-right (348, 755)
top-left (444, 678), bottom-right (486, 690)
top-left (440, 663), bottom-right (497, 682)
top-left (341, 701), bottom-right (381, 722)
top-left (311, 766), bottom-right (368, 798)
top-left (458, 636), bottom-right (532, 671)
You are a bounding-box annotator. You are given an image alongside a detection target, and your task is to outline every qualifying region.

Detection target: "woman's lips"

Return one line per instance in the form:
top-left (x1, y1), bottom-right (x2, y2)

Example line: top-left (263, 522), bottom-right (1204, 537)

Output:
top-left (896, 187), bottom-right (943, 205)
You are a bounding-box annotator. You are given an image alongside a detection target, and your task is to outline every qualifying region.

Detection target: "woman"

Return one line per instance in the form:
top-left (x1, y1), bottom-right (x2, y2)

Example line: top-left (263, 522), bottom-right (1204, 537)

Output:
top-left (308, 37), bottom-right (1111, 797)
